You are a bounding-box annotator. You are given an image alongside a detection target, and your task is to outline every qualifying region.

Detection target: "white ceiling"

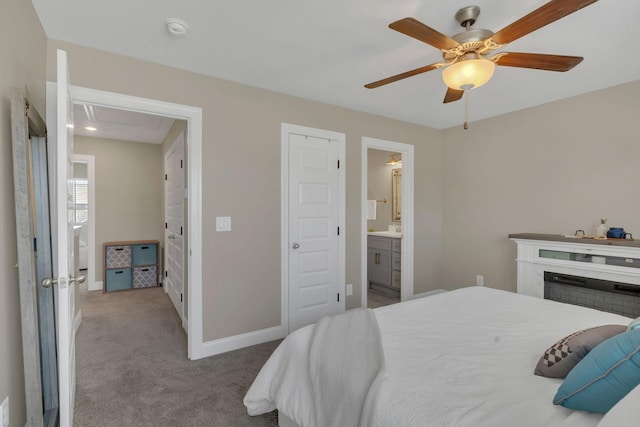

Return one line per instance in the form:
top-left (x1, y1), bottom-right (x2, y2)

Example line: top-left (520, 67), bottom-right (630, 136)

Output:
top-left (32, 0), bottom-right (640, 129)
top-left (73, 103), bottom-right (175, 143)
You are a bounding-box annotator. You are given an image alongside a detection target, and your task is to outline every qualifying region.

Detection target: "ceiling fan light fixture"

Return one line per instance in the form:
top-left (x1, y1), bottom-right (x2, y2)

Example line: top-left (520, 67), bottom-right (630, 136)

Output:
top-left (442, 54), bottom-right (495, 90)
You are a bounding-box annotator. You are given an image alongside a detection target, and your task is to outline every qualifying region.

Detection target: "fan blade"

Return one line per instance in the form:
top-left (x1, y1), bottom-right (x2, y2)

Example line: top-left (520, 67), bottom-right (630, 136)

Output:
top-left (443, 88), bottom-right (464, 104)
top-left (389, 18), bottom-right (459, 50)
top-left (495, 52), bottom-right (583, 71)
top-left (365, 63), bottom-right (440, 89)
top-left (491, 0), bottom-right (599, 45)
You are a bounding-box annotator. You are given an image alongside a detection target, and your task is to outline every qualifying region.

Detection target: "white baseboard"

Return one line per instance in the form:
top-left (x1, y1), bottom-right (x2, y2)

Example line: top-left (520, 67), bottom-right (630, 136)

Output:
top-left (197, 325), bottom-right (286, 359)
top-left (89, 280), bottom-right (102, 292)
top-left (73, 309), bottom-right (82, 334)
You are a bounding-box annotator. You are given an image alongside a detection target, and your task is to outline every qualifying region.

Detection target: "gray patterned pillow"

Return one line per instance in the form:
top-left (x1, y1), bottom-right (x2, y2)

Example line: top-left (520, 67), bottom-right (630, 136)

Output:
top-left (534, 325), bottom-right (626, 378)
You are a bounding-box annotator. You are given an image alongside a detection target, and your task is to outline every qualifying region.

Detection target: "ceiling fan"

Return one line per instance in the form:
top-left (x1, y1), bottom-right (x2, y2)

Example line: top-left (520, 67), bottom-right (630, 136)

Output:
top-left (365, 0), bottom-right (599, 104)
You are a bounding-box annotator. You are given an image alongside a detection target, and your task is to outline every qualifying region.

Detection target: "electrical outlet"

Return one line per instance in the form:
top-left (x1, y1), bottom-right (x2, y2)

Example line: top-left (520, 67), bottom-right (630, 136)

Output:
top-left (1, 396), bottom-right (9, 427)
top-left (476, 275), bottom-right (484, 286)
top-left (346, 283), bottom-right (353, 296)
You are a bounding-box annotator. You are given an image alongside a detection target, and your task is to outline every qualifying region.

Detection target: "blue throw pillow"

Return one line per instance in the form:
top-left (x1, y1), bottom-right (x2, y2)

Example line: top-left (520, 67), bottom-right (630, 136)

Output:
top-left (553, 329), bottom-right (640, 413)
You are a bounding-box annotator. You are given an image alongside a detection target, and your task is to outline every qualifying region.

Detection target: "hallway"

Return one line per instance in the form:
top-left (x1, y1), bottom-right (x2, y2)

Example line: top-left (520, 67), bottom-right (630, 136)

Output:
top-left (73, 285), bottom-right (278, 426)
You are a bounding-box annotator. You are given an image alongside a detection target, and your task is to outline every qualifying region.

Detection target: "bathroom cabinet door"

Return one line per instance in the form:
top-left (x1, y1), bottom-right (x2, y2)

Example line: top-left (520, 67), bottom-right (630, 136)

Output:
top-left (368, 248), bottom-right (392, 287)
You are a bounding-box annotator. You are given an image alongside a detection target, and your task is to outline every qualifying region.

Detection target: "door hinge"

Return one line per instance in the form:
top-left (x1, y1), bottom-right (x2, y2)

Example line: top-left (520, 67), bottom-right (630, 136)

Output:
top-left (24, 99), bottom-right (30, 117)
top-left (165, 270), bottom-right (168, 278)
top-left (165, 222), bottom-right (168, 229)
top-left (180, 293), bottom-right (183, 302)
top-left (337, 293), bottom-right (340, 302)
top-left (337, 227), bottom-right (340, 236)
top-left (337, 159), bottom-right (340, 169)
top-left (33, 238), bottom-right (37, 252)
top-left (181, 159), bottom-right (183, 168)
top-left (165, 174), bottom-right (168, 180)
top-left (180, 226), bottom-right (183, 236)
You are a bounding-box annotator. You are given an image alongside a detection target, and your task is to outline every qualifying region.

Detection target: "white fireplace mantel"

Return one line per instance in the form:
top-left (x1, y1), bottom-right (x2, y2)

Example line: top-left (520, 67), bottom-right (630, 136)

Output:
top-left (510, 234), bottom-right (640, 298)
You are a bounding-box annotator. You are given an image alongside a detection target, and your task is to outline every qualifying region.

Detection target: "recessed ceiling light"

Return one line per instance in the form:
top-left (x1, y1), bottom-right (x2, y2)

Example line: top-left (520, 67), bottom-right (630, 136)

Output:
top-left (84, 126), bottom-right (97, 131)
top-left (166, 18), bottom-right (189, 38)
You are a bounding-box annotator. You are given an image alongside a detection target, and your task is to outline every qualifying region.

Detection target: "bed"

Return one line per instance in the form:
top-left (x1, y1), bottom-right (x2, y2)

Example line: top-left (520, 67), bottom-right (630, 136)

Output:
top-left (244, 287), bottom-right (640, 427)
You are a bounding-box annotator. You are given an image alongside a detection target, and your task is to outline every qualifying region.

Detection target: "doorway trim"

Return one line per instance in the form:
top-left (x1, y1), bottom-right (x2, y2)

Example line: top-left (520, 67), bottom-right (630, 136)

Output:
top-left (361, 137), bottom-right (414, 307)
top-left (69, 85), bottom-right (205, 359)
top-left (281, 123), bottom-right (346, 333)
top-left (73, 154), bottom-right (97, 291)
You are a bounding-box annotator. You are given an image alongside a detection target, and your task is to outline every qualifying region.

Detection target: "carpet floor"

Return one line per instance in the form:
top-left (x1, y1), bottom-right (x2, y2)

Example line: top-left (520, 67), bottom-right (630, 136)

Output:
top-left (74, 284), bottom-right (280, 426)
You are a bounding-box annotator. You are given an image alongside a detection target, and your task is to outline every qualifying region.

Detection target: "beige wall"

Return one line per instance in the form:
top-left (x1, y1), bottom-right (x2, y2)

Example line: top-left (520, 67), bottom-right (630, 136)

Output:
top-left (0, 1), bottom-right (47, 425)
top-left (74, 136), bottom-right (164, 283)
top-left (367, 149), bottom-right (400, 231)
top-left (47, 40), bottom-right (444, 340)
top-left (442, 80), bottom-right (640, 292)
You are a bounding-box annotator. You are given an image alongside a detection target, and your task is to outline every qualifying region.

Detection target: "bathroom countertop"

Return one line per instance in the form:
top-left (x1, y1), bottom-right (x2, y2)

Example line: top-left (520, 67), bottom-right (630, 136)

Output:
top-left (368, 231), bottom-right (402, 238)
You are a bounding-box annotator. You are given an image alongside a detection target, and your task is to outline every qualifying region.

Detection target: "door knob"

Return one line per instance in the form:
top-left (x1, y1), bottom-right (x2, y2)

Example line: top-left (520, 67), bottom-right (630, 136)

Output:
top-left (41, 277), bottom-right (58, 288)
top-left (70, 274), bottom-right (86, 284)
top-left (41, 274), bottom-right (86, 288)
top-left (292, 243), bottom-right (300, 249)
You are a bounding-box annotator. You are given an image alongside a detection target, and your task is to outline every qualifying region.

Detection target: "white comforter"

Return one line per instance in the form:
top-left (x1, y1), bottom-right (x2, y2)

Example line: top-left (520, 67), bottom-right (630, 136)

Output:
top-left (244, 308), bottom-right (384, 427)
top-left (245, 287), bottom-right (632, 427)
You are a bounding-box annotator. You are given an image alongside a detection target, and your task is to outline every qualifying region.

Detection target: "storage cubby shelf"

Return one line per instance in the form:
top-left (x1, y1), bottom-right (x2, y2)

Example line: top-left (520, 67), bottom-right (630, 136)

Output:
top-left (104, 240), bottom-right (159, 292)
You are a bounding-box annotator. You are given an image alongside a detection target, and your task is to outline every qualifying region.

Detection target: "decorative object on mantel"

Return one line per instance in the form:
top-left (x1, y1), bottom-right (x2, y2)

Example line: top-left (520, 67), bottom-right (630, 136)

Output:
top-left (596, 218), bottom-right (608, 238)
top-left (562, 229), bottom-right (607, 240)
top-left (607, 227), bottom-right (629, 239)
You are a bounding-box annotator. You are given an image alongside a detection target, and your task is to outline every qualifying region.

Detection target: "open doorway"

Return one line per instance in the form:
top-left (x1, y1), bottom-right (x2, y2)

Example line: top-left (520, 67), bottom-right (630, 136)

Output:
top-left (73, 103), bottom-right (179, 291)
top-left (361, 137), bottom-right (415, 309)
top-left (64, 84), bottom-right (204, 359)
top-left (71, 102), bottom-right (188, 323)
top-left (366, 149), bottom-right (402, 307)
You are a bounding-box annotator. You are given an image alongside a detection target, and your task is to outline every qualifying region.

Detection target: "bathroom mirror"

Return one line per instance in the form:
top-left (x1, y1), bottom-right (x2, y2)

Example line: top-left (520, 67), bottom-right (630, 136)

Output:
top-left (392, 168), bottom-right (402, 221)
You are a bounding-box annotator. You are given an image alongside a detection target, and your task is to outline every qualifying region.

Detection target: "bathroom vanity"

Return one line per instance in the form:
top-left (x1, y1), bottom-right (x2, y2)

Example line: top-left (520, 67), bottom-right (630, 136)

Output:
top-left (367, 232), bottom-right (401, 293)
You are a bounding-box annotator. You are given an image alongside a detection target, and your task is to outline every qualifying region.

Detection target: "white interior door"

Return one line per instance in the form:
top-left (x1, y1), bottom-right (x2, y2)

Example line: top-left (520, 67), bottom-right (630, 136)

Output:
top-left (164, 132), bottom-right (185, 325)
top-left (288, 133), bottom-right (341, 332)
top-left (50, 49), bottom-right (79, 427)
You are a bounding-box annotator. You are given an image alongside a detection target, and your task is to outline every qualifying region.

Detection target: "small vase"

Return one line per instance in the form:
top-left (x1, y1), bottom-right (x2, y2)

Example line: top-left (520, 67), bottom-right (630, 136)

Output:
top-left (596, 224), bottom-right (607, 238)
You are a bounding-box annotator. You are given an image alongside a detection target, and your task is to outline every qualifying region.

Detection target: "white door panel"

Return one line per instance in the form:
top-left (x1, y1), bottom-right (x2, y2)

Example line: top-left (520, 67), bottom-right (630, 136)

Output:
top-left (49, 49), bottom-right (77, 427)
top-left (288, 133), bottom-right (340, 332)
top-left (165, 133), bottom-right (185, 326)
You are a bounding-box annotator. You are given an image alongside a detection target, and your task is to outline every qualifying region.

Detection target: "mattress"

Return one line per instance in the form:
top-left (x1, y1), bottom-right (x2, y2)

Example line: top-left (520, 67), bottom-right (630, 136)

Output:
top-left (245, 287), bottom-right (633, 427)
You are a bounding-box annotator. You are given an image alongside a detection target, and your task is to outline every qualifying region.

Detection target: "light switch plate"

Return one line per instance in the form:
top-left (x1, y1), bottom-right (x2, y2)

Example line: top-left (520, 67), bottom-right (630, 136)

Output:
top-left (216, 217), bottom-right (232, 232)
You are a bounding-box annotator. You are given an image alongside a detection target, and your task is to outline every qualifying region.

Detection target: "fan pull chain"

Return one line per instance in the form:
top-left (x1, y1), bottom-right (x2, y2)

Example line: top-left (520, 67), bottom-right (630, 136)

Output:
top-left (464, 90), bottom-right (469, 129)
top-left (462, 84), bottom-right (472, 130)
